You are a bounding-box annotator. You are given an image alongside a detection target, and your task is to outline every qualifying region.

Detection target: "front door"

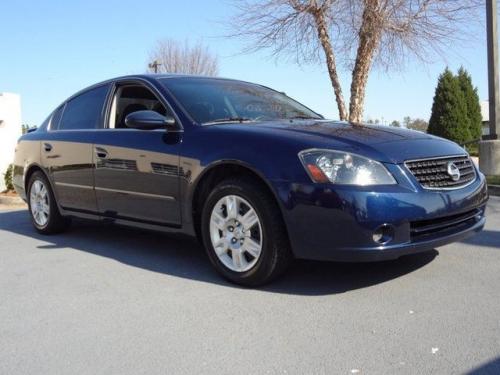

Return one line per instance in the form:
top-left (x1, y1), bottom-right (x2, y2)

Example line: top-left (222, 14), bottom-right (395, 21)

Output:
top-left (93, 83), bottom-right (182, 226)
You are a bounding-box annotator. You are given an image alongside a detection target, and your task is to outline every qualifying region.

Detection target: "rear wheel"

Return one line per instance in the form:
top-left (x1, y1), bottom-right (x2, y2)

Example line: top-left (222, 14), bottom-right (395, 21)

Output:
top-left (201, 177), bottom-right (292, 286)
top-left (27, 171), bottom-right (70, 234)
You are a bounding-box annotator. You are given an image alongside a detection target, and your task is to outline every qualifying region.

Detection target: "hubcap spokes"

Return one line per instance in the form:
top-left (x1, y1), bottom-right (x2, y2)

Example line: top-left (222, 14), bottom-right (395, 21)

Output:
top-left (30, 180), bottom-right (49, 226)
top-left (210, 195), bottom-right (263, 272)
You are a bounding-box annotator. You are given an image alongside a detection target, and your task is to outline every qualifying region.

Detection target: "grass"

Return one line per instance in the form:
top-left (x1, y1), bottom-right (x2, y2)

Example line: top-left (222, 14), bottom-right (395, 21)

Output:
top-left (487, 175), bottom-right (500, 185)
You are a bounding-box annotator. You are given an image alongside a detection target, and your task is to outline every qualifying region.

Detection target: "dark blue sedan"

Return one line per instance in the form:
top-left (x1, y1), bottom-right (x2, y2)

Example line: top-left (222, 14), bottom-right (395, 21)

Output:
top-left (13, 75), bottom-right (488, 285)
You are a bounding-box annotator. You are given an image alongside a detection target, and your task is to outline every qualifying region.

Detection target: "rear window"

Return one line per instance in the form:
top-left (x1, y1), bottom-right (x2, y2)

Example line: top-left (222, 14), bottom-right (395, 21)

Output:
top-left (58, 85), bottom-right (109, 130)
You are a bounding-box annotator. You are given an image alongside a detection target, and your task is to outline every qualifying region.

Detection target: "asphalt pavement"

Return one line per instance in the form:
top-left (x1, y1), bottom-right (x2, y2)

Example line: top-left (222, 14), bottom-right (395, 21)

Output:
top-left (0, 198), bottom-right (499, 374)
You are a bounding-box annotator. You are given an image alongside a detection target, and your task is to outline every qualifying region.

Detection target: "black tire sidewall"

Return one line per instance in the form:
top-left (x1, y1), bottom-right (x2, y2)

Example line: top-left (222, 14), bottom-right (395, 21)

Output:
top-left (201, 180), bottom-right (281, 285)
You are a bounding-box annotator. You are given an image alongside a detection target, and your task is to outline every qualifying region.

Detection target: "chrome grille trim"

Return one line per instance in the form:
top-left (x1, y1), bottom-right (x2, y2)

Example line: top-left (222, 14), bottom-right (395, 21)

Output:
top-left (404, 154), bottom-right (477, 190)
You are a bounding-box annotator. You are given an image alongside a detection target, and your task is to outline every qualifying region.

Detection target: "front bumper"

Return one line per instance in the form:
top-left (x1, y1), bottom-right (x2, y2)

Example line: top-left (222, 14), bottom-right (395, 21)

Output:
top-left (307, 215), bottom-right (485, 262)
top-left (272, 170), bottom-right (488, 262)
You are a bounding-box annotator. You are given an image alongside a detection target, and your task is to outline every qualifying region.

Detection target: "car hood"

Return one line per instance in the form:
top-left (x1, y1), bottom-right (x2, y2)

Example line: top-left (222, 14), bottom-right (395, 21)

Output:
top-left (252, 120), bottom-right (429, 143)
top-left (241, 120), bottom-right (466, 164)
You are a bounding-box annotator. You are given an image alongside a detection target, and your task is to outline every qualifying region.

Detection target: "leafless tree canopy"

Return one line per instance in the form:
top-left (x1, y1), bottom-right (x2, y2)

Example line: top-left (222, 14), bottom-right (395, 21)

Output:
top-left (148, 39), bottom-right (219, 76)
top-left (228, 0), bottom-right (481, 123)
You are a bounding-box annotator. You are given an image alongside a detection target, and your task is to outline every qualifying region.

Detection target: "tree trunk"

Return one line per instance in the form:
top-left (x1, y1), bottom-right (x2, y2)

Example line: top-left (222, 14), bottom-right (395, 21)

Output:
top-left (311, 8), bottom-right (349, 121)
top-left (349, 0), bottom-right (382, 124)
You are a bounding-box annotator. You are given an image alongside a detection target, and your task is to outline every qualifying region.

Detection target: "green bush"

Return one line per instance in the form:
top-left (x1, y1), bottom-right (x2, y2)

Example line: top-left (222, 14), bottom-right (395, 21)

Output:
top-left (457, 67), bottom-right (482, 140)
top-left (3, 164), bottom-right (14, 192)
top-left (465, 143), bottom-right (479, 157)
top-left (428, 68), bottom-right (471, 144)
top-left (487, 175), bottom-right (500, 185)
top-left (428, 67), bottom-right (482, 144)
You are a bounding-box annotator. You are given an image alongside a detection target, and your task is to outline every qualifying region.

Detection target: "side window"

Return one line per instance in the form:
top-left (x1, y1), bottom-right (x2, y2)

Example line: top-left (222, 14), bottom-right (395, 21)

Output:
top-left (49, 105), bottom-right (65, 130)
top-left (38, 114), bottom-right (51, 131)
top-left (58, 85), bottom-right (109, 130)
top-left (109, 84), bottom-right (173, 129)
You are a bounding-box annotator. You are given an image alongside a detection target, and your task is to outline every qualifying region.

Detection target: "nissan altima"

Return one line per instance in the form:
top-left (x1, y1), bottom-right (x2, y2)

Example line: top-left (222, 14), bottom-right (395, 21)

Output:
top-left (13, 75), bottom-right (488, 285)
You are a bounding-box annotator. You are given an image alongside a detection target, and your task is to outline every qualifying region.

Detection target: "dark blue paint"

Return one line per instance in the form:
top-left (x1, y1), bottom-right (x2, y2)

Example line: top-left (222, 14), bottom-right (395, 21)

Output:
top-left (17, 74), bottom-right (489, 262)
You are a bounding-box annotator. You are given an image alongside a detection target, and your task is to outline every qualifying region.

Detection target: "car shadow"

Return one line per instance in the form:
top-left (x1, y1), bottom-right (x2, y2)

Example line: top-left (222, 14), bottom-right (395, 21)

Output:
top-left (459, 229), bottom-right (500, 249)
top-left (0, 209), bottom-right (438, 296)
top-left (467, 356), bottom-right (500, 374)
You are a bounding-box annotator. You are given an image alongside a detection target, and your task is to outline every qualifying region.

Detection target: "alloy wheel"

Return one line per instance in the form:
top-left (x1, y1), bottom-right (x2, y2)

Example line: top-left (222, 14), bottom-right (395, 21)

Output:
top-left (209, 194), bottom-right (263, 272)
top-left (30, 180), bottom-right (50, 227)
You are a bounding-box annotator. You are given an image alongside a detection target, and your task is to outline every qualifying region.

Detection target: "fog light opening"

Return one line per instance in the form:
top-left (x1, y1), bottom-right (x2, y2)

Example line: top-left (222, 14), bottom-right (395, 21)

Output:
top-left (373, 224), bottom-right (394, 245)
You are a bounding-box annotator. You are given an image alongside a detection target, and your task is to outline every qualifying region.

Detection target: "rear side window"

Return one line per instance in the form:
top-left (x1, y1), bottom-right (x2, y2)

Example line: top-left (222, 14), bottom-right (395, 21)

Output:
top-left (58, 85), bottom-right (109, 130)
top-left (50, 105), bottom-right (65, 130)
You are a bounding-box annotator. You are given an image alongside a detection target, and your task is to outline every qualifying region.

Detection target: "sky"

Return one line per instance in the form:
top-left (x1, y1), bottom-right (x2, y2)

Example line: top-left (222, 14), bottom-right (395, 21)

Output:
top-left (0, 0), bottom-right (492, 126)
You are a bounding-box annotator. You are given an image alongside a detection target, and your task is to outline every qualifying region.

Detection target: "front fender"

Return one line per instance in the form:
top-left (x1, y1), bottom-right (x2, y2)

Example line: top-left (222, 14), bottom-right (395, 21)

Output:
top-left (177, 127), bottom-right (308, 235)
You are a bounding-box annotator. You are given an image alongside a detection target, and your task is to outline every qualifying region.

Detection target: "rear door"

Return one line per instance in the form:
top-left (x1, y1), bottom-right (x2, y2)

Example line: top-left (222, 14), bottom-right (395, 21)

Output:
top-left (92, 81), bottom-right (182, 226)
top-left (42, 84), bottom-right (110, 213)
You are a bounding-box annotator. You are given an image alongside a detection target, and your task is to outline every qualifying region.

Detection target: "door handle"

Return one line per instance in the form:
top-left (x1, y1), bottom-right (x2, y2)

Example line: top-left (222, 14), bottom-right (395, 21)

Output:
top-left (43, 143), bottom-right (53, 152)
top-left (95, 147), bottom-right (108, 159)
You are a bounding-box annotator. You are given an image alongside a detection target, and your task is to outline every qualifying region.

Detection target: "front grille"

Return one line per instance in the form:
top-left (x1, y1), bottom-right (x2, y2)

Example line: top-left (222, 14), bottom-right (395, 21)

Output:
top-left (410, 208), bottom-right (481, 239)
top-left (405, 155), bottom-right (476, 189)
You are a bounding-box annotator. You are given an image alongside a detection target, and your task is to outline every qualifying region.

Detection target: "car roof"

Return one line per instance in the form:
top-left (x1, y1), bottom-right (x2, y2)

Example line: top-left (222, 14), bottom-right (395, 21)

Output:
top-left (63, 74), bottom-right (262, 105)
top-left (100, 74), bottom-right (252, 86)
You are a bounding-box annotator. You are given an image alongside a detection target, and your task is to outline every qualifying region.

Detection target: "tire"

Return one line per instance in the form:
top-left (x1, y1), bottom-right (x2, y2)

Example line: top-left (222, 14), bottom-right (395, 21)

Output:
top-left (27, 171), bottom-right (70, 234)
top-left (201, 177), bottom-right (292, 286)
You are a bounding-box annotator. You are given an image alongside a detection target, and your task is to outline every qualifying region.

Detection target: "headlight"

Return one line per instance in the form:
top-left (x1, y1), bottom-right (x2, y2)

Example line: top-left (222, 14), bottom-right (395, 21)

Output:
top-left (298, 149), bottom-right (396, 185)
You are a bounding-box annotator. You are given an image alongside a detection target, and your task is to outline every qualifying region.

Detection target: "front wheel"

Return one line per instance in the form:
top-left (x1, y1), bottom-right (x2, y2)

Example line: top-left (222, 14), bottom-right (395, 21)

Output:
top-left (201, 177), bottom-right (292, 286)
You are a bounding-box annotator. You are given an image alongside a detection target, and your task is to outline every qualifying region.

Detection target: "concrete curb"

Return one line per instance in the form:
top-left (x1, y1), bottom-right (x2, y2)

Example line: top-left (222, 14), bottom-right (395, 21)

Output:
top-left (488, 185), bottom-right (500, 197)
top-left (0, 194), bottom-right (26, 207)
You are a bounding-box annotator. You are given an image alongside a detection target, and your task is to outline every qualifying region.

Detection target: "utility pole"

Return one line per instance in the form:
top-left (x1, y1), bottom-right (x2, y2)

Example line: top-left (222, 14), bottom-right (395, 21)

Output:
top-left (486, 0), bottom-right (499, 139)
top-left (480, 0), bottom-right (500, 175)
top-left (148, 60), bottom-right (162, 74)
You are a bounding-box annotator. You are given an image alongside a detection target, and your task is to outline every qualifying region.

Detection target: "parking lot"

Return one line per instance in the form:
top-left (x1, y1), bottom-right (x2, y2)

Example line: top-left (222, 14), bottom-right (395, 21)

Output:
top-left (0, 198), bottom-right (499, 374)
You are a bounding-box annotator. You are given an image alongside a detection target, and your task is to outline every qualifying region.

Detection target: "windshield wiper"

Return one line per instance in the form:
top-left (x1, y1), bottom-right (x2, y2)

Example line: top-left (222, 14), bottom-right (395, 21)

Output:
top-left (289, 115), bottom-right (320, 120)
top-left (203, 117), bottom-right (254, 125)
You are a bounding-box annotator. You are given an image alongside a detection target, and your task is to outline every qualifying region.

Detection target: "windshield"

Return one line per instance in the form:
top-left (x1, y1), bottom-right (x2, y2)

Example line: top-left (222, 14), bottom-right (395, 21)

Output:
top-left (160, 78), bottom-right (322, 124)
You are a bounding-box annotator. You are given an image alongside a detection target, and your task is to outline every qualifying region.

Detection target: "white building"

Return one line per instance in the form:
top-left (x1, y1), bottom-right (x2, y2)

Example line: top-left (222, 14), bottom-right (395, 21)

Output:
top-left (481, 100), bottom-right (490, 136)
top-left (0, 93), bottom-right (22, 191)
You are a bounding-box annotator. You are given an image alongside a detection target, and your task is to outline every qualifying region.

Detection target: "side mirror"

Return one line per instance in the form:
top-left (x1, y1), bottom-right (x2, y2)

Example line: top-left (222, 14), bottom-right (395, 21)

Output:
top-left (125, 110), bottom-right (176, 130)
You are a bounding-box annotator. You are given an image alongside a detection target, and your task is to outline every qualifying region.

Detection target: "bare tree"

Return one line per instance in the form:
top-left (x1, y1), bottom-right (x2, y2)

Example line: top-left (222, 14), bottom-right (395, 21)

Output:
top-left (228, 0), bottom-right (480, 123)
top-left (148, 39), bottom-right (219, 76)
